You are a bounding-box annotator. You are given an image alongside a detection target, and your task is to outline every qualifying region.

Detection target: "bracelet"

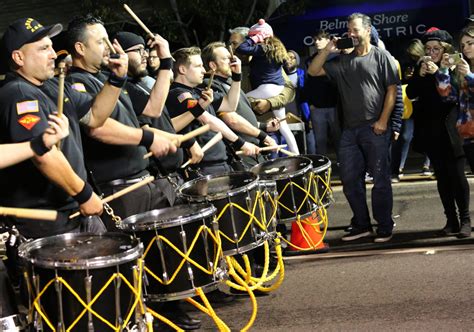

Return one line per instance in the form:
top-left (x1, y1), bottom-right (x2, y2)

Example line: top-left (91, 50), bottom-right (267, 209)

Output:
top-left (159, 58), bottom-right (173, 70)
top-left (231, 72), bottom-right (242, 82)
top-left (189, 104), bottom-right (205, 118)
top-left (139, 129), bottom-right (154, 150)
top-left (30, 135), bottom-right (51, 156)
top-left (107, 73), bottom-right (127, 88)
top-left (231, 137), bottom-right (245, 150)
top-left (72, 182), bottom-right (93, 205)
top-left (257, 130), bottom-right (268, 141)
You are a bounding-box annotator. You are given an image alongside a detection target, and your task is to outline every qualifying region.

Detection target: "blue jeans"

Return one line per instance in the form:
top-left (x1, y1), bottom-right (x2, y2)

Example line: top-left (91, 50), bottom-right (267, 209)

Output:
top-left (310, 106), bottom-right (341, 156)
top-left (339, 124), bottom-right (393, 233)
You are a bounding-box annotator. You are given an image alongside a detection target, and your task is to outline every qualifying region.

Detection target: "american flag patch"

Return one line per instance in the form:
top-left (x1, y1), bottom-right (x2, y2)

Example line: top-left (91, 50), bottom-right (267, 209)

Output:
top-left (71, 83), bottom-right (87, 93)
top-left (177, 92), bottom-right (192, 103)
top-left (16, 100), bottom-right (39, 115)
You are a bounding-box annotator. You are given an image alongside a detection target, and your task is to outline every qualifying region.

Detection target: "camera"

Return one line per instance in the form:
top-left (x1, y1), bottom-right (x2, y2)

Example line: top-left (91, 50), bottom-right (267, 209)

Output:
top-left (336, 37), bottom-right (358, 49)
top-left (448, 53), bottom-right (463, 65)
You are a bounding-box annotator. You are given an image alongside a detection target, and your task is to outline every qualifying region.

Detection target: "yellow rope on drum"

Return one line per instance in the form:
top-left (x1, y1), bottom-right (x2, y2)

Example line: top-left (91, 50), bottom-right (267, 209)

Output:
top-left (142, 225), bottom-right (222, 286)
top-left (146, 307), bottom-right (184, 332)
top-left (26, 258), bottom-right (146, 331)
top-left (186, 288), bottom-right (230, 332)
top-left (226, 238), bottom-right (285, 293)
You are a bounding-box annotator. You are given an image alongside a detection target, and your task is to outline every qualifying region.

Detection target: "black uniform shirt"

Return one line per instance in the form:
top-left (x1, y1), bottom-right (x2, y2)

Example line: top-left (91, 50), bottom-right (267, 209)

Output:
top-left (126, 77), bottom-right (185, 172)
top-left (204, 75), bottom-right (259, 145)
top-left (67, 67), bottom-right (149, 184)
top-left (0, 73), bottom-right (92, 237)
top-left (166, 82), bottom-right (227, 163)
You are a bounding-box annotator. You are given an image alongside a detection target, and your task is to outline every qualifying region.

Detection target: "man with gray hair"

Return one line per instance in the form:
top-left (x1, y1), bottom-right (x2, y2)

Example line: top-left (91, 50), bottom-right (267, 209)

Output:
top-left (308, 12), bottom-right (399, 243)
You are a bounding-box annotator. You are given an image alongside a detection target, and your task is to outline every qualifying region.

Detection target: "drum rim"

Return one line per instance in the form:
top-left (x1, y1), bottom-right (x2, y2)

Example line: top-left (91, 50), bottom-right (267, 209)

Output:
top-left (304, 154), bottom-right (332, 173)
top-left (250, 156), bottom-right (313, 180)
top-left (117, 204), bottom-right (217, 231)
top-left (18, 232), bottom-right (143, 269)
top-left (178, 171), bottom-right (259, 201)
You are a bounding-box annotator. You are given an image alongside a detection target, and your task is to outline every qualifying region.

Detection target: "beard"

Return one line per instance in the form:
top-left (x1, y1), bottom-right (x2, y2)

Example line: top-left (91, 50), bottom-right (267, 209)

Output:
top-left (129, 63), bottom-right (149, 79)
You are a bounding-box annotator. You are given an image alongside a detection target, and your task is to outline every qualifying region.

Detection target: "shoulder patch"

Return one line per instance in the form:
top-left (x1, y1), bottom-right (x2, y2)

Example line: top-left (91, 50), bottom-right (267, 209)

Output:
top-left (71, 82), bottom-right (87, 93)
top-left (18, 114), bottom-right (41, 130)
top-left (187, 99), bottom-right (198, 109)
top-left (177, 92), bottom-right (193, 103)
top-left (16, 100), bottom-right (39, 115)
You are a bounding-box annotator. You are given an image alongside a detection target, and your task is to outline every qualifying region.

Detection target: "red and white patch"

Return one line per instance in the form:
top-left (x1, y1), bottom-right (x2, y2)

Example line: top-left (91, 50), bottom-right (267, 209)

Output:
top-left (18, 114), bottom-right (41, 130)
top-left (186, 99), bottom-right (198, 109)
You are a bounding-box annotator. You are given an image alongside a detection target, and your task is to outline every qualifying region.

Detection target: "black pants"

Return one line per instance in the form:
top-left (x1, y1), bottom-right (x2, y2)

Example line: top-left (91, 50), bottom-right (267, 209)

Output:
top-left (427, 151), bottom-right (470, 227)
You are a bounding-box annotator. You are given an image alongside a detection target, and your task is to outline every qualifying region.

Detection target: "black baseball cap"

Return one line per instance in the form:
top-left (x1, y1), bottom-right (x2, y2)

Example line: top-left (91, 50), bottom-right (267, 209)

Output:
top-left (2, 18), bottom-right (63, 54)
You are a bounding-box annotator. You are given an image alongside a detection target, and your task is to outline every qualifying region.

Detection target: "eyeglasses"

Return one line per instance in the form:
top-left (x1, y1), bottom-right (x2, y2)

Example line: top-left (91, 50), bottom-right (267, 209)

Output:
top-left (126, 48), bottom-right (148, 56)
top-left (425, 47), bottom-right (443, 54)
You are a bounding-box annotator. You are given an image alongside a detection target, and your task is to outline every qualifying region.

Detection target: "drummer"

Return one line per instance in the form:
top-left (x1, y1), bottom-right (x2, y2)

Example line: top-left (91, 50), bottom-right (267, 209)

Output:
top-left (201, 41), bottom-right (278, 168)
top-left (0, 17), bottom-right (128, 239)
top-left (112, 31), bottom-right (203, 182)
top-left (65, 15), bottom-right (178, 230)
top-left (166, 46), bottom-right (260, 176)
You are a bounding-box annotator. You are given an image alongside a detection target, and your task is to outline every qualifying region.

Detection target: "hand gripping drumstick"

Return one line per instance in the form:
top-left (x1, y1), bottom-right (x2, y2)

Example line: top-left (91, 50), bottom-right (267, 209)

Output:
top-left (56, 61), bottom-right (66, 149)
top-left (143, 124), bottom-right (210, 159)
top-left (0, 206), bottom-right (57, 221)
top-left (69, 176), bottom-right (155, 219)
top-left (235, 144), bottom-right (287, 155)
top-left (181, 132), bottom-right (223, 168)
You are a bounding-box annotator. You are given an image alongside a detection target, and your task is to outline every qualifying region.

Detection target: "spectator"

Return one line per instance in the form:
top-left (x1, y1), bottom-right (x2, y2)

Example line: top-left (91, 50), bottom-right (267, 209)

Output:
top-left (237, 19), bottom-right (300, 154)
top-left (308, 13), bottom-right (399, 243)
top-left (407, 28), bottom-right (471, 238)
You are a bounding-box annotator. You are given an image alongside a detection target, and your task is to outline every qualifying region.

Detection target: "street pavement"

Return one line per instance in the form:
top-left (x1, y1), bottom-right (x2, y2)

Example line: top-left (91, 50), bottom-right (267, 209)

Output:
top-left (192, 177), bottom-right (474, 331)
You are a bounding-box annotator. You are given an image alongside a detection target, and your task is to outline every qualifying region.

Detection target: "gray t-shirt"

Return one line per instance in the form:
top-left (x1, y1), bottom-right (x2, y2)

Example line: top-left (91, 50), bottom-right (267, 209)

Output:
top-left (323, 46), bottom-right (399, 129)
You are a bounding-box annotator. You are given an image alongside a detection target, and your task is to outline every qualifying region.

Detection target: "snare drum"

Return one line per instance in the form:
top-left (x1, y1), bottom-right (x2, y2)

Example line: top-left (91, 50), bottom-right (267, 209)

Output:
top-left (179, 172), bottom-right (269, 256)
top-left (251, 156), bottom-right (315, 223)
top-left (118, 204), bottom-right (223, 302)
top-left (19, 233), bottom-right (144, 331)
top-left (304, 154), bottom-right (333, 207)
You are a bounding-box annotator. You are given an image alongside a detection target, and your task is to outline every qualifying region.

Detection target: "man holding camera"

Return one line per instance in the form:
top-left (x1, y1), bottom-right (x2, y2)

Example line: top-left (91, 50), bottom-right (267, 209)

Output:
top-left (308, 13), bottom-right (399, 243)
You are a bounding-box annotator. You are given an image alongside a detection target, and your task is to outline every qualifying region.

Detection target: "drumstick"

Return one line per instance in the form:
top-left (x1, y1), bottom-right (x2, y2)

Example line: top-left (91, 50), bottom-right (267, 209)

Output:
top-left (56, 61), bottom-right (66, 149)
top-left (206, 70), bottom-right (215, 90)
top-left (181, 132), bottom-right (223, 168)
top-left (69, 176), bottom-right (155, 219)
top-left (235, 144), bottom-right (287, 155)
top-left (276, 116), bottom-right (287, 122)
top-left (143, 124), bottom-right (210, 159)
top-left (0, 207), bottom-right (57, 221)
top-left (227, 45), bottom-right (234, 59)
top-left (123, 4), bottom-right (154, 39)
top-left (279, 148), bottom-right (297, 156)
top-left (104, 37), bottom-right (116, 54)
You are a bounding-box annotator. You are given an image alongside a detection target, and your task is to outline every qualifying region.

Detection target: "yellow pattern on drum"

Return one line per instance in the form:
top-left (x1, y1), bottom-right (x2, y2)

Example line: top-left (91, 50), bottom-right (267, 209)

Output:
top-left (215, 190), bottom-right (277, 244)
top-left (25, 259), bottom-right (146, 331)
top-left (142, 225), bottom-right (222, 285)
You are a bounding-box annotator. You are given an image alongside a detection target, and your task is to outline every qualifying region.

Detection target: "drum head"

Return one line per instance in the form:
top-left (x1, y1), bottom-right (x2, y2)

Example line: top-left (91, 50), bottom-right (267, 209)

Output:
top-left (304, 154), bottom-right (331, 172)
top-left (18, 233), bottom-right (142, 269)
top-left (118, 204), bottom-right (216, 231)
top-left (251, 156), bottom-right (313, 180)
top-left (179, 171), bottom-right (258, 201)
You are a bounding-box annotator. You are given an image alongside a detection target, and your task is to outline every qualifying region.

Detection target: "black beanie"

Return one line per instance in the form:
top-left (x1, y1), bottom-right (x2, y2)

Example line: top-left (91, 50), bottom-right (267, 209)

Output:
top-left (113, 31), bottom-right (145, 50)
top-left (422, 28), bottom-right (453, 45)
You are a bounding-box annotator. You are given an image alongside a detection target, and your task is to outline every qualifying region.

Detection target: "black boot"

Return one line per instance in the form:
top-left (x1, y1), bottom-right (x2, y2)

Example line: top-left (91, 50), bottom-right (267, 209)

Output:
top-left (437, 219), bottom-right (460, 236)
top-left (457, 219), bottom-right (471, 238)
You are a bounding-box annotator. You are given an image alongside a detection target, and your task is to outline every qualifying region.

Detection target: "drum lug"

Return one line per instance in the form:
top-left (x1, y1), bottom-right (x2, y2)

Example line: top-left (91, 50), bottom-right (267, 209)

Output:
top-left (180, 230), bottom-right (195, 284)
top-left (156, 235), bottom-right (169, 284)
top-left (114, 267), bottom-right (123, 328)
top-left (32, 273), bottom-right (43, 331)
top-left (85, 274), bottom-right (94, 331)
top-left (54, 271), bottom-right (65, 332)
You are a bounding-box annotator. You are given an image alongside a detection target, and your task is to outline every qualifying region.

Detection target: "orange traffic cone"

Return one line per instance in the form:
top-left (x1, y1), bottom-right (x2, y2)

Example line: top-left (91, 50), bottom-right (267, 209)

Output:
top-left (286, 209), bottom-right (329, 255)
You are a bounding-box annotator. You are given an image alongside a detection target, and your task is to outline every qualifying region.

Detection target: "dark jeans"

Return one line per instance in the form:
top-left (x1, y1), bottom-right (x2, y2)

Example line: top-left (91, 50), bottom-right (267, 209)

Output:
top-left (427, 150), bottom-right (470, 226)
top-left (339, 124), bottom-right (393, 234)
